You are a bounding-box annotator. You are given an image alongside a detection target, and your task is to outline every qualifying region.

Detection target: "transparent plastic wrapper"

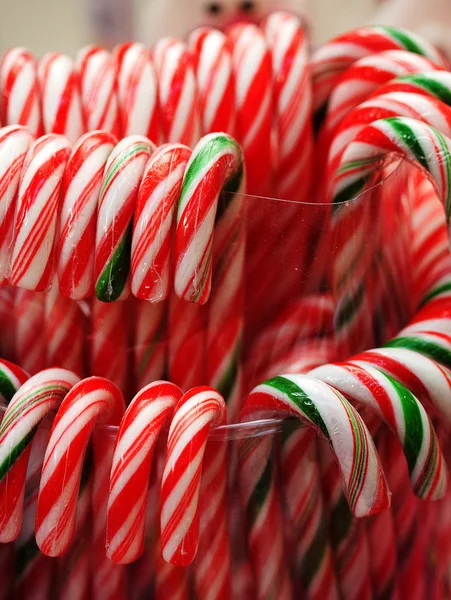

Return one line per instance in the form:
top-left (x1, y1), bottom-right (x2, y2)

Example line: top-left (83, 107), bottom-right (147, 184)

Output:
top-left (2, 156), bottom-right (451, 600)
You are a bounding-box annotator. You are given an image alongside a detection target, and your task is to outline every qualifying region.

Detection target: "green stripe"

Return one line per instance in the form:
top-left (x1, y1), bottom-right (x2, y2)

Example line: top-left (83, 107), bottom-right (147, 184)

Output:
top-left (265, 377), bottom-right (329, 438)
top-left (385, 336), bottom-right (451, 367)
top-left (387, 374), bottom-right (423, 475)
top-left (401, 74), bottom-right (451, 106)
top-left (179, 135), bottom-right (239, 217)
top-left (0, 425), bottom-right (37, 481)
top-left (0, 371), bottom-right (17, 404)
top-left (96, 222), bottom-right (132, 302)
top-left (341, 397), bottom-right (365, 508)
top-left (0, 384), bottom-right (66, 434)
top-left (416, 426), bottom-right (438, 497)
top-left (246, 458), bottom-right (273, 528)
top-left (435, 128), bottom-right (451, 219)
top-left (419, 280), bottom-right (451, 306)
top-left (381, 26), bottom-right (427, 56)
top-left (335, 283), bottom-right (365, 329)
top-left (387, 117), bottom-right (429, 171)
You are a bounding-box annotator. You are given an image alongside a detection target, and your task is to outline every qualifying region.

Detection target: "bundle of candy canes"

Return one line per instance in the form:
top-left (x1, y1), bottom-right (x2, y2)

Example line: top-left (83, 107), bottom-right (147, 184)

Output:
top-left (1, 11), bottom-right (451, 600)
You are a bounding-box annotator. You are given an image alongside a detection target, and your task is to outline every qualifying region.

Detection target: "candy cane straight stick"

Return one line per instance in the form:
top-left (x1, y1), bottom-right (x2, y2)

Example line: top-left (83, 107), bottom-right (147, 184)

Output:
top-left (264, 11), bottom-right (313, 203)
top-left (114, 42), bottom-right (160, 142)
top-left (76, 45), bottom-right (120, 136)
top-left (154, 38), bottom-right (200, 147)
top-left (58, 130), bottom-right (117, 300)
top-left (131, 143), bottom-right (191, 302)
top-left (0, 125), bottom-right (34, 286)
top-left (0, 368), bottom-right (80, 542)
top-left (10, 134), bottom-right (71, 292)
top-left (38, 53), bottom-right (85, 143)
top-left (36, 376), bottom-right (125, 556)
top-left (107, 381), bottom-right (182, 563)
top-left (188, 27), bottom-right (235, 135)
top-left (134, 300), bottom-right (167, 390)
top-left (95, 135), bottom-right (154, 302)
top-left (310, 25), bottom-right (445, 123)
top-left (0, 48), bottom-right (41, 135)
top-left (13, 290), bottom-right (46, 375)
top-left (228, 24), bottom-right (272, 197)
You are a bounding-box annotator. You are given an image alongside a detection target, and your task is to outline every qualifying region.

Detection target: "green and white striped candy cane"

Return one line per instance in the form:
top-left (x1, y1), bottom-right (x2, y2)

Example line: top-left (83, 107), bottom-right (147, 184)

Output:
top-left (311, 362), bottom-right (447, 499)
top-left (332, 117), bottom-right (451, 218)
top-left (241, 373), bottom-right (389, 517)
top-left (0, 368), bottom-right (80, 542)
top-left (174, 132), bottom-right (245, 305)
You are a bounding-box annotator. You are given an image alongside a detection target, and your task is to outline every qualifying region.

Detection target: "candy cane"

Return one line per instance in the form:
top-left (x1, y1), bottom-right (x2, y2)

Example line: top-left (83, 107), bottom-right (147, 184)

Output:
top-left (242, 374), bottom-right (389, 517)
top-left (153, 38), bottom-right (200, 147)
top-left (328, 91), bottom-right (451, 181)
top-left (174, 132), bottom-right (245, 304)
top-left (0, 125), bottom-right (34, 286)
top-left (350, 347), bottom-right (451, 426)
top-left (36, 376), bottom-right (125, 556)
top-left (263, 11), bottom-right (313, 202)
top-left (371, 71), bottom-right (451, 101)
top-left (107, 381), bottom-right (182, 563)
top-left (0, 368), bottom-right (80, 542)
top-left (323, 50), bottom-right (442, 137)
top-left (160, 387), bottom-right (227, 566)
top-left (76, 45), bottom-right (120, 136)
top-left (10, 133), bottom-right (71, 292)
top-left (38, 53), bottom-right (85, 142)
top-left (95, 135), bottom-right (154, 302)
top-left (131, 143), bottom-right (191, 302)
top-left (311, 25), bottom-right (445, 122)
top-left (188, 27), bottom-right (235, 135)
top-left (58, 130), bottom-right (117, 300)
top-left (228, 23), bottom-right (272, 197)
top-left (0, 48), bottom-right (41, 135)
top-left (311, 362), bottom-right (447, 499)
top-left (0, 288), bottom-right (16, 363)
top-left (114, 42), bottom-right (160, 142)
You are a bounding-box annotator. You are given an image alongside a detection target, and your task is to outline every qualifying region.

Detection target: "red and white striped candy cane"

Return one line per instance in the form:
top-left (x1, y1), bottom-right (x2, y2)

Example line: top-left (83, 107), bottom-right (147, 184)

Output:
top-left (310, 25), bottom-right (445, 122)
top-left (10, 133), bottom-right (71, 292)
top-left (95, 135), bottom-right (154, 302)
top-left (263, 11), bottom-right (313, 203)
top-left (328, 91), bottom-right (451, 182)
top-left (36, 376), bottom-right (125, 556)
top-left (0, 368), bottom-right (80, 542)
top-left (58, 130), bottom-right (117, 300)
top-left (131, 143), bottom-right (191, 302)
top-left (0, 48), bottom-right (41, 135)
top-left (38, 53), bottom-right (85, 143)
top-left (76, 45), bottom-right (120, 136)
top-left (188, 27), bottom-right (235, 135)
top-left (323, 50), bottom-right (442, 138)
top-left (0, 125), bottom-right (34, 286)
top-left (154, 38), bottom-right (200, 147)
top-left (107, 381), bottom-right (182, 563)
top-left (0, 288), bottom-right (16, 362)
top-left (114, 42), bottom-right (160, 142)
top-left (160, 387), bottom-right (228, 566)
top-left (228, 23), bottom-right (272, 197)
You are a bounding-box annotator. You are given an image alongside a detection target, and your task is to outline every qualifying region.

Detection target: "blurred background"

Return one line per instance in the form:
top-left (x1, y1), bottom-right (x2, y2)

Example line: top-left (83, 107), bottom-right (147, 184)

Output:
top-left (0, 0), bottom-right (376, 56)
